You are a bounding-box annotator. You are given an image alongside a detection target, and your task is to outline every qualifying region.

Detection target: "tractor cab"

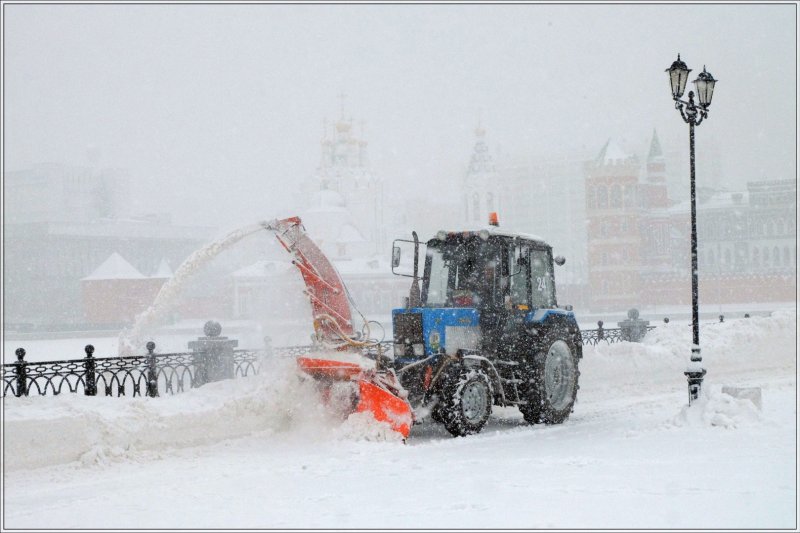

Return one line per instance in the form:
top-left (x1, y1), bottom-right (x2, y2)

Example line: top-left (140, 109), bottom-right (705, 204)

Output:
top-left (391, 225), bottom-right (568, 364)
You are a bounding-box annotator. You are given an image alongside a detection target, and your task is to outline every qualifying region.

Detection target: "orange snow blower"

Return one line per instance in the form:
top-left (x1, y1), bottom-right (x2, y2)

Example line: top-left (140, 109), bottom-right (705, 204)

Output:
top-left (263, 217), bottom-right (413, 439)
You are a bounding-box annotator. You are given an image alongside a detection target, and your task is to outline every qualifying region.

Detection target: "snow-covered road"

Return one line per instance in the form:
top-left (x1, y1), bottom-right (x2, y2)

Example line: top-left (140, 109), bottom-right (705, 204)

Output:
top-left (2, 311), bottom-right (796, 529)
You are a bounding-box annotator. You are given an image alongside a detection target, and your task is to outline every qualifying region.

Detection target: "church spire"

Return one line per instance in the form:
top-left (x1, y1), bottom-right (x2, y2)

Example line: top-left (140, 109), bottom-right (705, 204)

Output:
top-left (648, 128), bottom-right (664, 162)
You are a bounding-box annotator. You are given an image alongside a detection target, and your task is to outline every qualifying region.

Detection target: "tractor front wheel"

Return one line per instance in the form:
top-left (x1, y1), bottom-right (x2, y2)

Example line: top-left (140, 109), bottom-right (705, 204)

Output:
top-left (438, 367), bottom-right (493, 437)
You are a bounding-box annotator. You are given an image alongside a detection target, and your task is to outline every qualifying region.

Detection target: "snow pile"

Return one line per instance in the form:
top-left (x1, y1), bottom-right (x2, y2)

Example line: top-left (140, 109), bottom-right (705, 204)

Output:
top-left (580, 309), bottom-right (796, 395)
top-left (332, 411), bottom-right (405, 443)
top-left (643, 308), bottom-right (796, 370)
top-left (669, 388), bottom-right (763, 429)
top-left (3, 355), bottom-right (396, 471)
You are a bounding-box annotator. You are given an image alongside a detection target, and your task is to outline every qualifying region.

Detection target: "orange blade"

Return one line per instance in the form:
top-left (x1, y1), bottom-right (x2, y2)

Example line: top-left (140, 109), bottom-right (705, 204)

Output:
top-left (356, 380), bottom-right (412, 439)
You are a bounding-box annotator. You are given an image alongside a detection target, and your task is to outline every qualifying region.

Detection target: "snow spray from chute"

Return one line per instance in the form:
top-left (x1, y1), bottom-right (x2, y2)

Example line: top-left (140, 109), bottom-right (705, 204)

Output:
top-left (118, 222), bottom-right (270, 355)
top-left (119, 216), bottom-right (413, 439)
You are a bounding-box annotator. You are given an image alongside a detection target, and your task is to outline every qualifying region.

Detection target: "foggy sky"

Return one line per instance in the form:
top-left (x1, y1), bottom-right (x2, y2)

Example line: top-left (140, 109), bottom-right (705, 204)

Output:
top-left (4, 3), bottom-right (796, 230)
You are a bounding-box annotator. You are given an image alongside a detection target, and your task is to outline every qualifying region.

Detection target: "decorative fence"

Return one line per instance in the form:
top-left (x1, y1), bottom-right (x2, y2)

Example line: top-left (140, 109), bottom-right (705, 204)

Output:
top-left (580, 321), bottom-right (657, 346)
top-left (2, 341), bottom-right (391, 399)
top-left (5, 313), bottom-right (740, 399)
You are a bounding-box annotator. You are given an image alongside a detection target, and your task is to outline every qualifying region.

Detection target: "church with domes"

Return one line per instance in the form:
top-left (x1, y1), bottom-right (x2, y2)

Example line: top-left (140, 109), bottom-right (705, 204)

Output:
top-left (296, 98), bottom-right (385, 260)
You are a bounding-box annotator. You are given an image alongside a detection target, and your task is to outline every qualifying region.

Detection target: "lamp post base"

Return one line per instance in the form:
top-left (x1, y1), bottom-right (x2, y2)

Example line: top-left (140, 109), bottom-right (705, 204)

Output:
top-left (685, 367), bottom-right (707, 404)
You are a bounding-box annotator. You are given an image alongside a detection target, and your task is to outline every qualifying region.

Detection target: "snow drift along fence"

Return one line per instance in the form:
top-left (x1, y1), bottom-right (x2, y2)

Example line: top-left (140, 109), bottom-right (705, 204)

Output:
top-left (3, 323), bottom-right (660, 398)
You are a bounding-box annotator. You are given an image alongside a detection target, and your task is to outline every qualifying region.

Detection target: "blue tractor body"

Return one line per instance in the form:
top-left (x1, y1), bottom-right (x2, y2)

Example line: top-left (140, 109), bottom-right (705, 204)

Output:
top-left (389, 226), bottom-right (582, 436)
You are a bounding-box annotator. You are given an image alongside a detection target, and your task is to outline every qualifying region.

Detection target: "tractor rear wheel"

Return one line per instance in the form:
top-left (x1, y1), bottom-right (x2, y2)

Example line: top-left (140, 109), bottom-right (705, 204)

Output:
top-left (520, 336), bottom-right (579, 425)
top-left (439, 367), bottom-right (493, 437)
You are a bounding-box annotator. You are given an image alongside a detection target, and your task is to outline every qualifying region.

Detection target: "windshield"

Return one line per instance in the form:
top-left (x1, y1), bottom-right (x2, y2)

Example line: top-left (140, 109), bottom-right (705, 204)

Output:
top-left (424, 247), bottom-right (450, 306)
top-left (422, 238), bottom-right (500, 308)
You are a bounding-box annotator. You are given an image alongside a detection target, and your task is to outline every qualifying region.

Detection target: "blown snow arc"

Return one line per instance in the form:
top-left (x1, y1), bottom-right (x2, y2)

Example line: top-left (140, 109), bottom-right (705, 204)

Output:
top-left (264, 217), bottom-right (413, 439)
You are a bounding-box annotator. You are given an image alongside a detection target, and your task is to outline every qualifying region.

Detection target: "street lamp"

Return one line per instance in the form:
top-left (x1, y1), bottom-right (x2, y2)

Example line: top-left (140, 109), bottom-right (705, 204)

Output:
top-left (666, 54), bottom-right (718, 404)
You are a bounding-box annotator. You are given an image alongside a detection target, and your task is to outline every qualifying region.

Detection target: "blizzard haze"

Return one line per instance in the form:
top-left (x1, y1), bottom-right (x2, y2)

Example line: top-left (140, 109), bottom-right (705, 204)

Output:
top-left (4, 3), bottom-right (796, 229)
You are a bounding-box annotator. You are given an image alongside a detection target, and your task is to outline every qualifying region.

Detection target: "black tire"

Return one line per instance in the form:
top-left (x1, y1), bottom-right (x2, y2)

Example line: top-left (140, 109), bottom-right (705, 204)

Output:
top-left (519, 336), bottom-right (580, 425)
top-left (429, 400), bottom-right (445, 423)
top-left (438, 367), bottom-right (493, 437)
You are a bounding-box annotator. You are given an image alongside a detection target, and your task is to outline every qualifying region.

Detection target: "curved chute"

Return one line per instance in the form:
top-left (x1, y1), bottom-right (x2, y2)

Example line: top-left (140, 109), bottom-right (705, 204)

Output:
top-left (264, 217), bottom-right (413, 439)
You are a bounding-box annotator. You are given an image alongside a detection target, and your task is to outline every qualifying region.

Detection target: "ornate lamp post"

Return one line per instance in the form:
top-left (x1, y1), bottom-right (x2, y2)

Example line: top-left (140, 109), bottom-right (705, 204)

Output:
top-left (666, 54), bottom-right (718, 404)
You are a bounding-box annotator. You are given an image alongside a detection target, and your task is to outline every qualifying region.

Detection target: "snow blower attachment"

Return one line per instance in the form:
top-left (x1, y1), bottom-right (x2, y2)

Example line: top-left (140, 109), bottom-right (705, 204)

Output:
top-left (262, 217), bottom-right (413, 439)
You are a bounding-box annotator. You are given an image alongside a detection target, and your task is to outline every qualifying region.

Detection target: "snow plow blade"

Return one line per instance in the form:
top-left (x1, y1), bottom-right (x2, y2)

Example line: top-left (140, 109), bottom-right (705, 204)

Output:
top-left (297, 357), bottom-right (412, 439)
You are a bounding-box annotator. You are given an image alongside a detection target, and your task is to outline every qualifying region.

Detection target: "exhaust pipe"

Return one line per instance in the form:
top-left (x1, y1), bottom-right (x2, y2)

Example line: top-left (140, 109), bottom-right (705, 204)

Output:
top-left (408, 230), bottom-right (421, 308)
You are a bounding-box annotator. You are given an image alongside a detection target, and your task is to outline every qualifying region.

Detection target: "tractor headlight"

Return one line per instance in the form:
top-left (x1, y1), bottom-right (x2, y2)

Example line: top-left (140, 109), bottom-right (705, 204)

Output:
top-left (412, 343), bottom-right (425, 356)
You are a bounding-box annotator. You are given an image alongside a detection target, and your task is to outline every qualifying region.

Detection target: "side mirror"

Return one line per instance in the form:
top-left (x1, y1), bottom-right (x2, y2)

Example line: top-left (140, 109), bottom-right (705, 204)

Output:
top-left (392, 245), bottom-right (402, 268)
top-left (554, 255), bottom-right (566, 266)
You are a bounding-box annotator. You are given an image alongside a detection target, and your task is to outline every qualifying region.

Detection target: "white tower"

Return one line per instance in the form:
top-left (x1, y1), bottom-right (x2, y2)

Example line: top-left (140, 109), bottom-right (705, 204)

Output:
top-left (298, 95), bottom-right (385, 258)
top-left (463, 124), bottom-right (500, 225)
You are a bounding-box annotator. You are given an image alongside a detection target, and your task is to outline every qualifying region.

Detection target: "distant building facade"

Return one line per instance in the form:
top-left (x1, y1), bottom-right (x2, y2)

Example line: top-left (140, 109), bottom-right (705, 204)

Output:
top-left (81, 253), bottom-right (168, 326)
top-left (583, 134), bottom-right (796, 311)
top-left (234, 103), bottom-right (408, 340)
top-left (462, 126), bottom-right (590, 307)
top-left (4, 163), bottom-right (216, 327)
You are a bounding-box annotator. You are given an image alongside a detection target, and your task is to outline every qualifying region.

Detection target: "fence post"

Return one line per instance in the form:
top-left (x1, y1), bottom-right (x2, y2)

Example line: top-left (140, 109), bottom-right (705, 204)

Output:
top-left (744, 313), bottom-right (750, 318)
top-left (263, 336), bottom-right (273, 358)
top-left (719, 314), bottom-right (724, 323)
top-left (146, 341), bottom-right (159, 398)
top-left (84, 345), bottom-right (97, 396)
top-left (596, 320), bottom-right (604, 341)
top-left (14, 348), bottom-right (27, 397)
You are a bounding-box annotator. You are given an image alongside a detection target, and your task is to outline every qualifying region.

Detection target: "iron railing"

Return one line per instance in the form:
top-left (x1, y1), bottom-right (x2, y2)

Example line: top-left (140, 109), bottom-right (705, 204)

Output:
top-left (6, 320), bottom-right (723, 398)
top-left (2, 341), bottom-right (394, 398)
top-left (579, 325), bottom-right (657, 346)
top-left (3, 343), bottom-right (264, 399)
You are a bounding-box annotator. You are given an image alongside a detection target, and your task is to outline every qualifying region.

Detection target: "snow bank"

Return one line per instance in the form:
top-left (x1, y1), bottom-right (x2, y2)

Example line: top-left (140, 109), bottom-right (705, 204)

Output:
top-left (580, 309), bottom-right (796, 394)
top-left (669, 388), bottom-right (763, 429)
top-left (3, 355), bottom-right (394, 472)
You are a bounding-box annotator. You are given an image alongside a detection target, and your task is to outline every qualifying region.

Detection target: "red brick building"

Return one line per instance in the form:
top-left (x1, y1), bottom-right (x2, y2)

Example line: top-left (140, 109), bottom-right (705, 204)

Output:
top-left (81, 252), bottom-right (166, 326)
top-left (584, 132), bottom-right (796, 312)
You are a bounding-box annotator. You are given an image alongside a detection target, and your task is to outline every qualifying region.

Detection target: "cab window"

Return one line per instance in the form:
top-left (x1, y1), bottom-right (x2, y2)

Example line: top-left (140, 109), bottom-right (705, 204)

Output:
top-left (530, 249), bottom-right (555, 308)
top-left (509, 245), bottom-right (529, 305)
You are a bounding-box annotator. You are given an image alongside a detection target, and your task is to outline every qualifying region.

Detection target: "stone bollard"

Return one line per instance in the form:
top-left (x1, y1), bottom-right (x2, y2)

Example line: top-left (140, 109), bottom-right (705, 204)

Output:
top-left (617, 308), bottom-right (650, 342)
top-left (188, 321), bottom-right (238, 387)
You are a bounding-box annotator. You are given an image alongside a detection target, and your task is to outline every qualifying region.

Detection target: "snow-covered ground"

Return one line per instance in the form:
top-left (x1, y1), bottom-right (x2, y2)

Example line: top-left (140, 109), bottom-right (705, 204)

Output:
top-left (2, 310), bottom-right (796, 528)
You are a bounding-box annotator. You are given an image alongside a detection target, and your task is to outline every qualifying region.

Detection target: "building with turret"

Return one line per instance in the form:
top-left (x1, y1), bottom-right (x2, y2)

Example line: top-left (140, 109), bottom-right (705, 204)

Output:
top-left (584, 139), bottom-right (645, 310)
top-left (297, 101), bottom-right (384, 259)
top-left (583, 131), bottom-right (795, 311)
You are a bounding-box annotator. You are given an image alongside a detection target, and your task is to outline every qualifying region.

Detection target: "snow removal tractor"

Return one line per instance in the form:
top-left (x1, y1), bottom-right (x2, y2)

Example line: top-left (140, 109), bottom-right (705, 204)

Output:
top-left (263, 214), bottom-right (581, 439)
